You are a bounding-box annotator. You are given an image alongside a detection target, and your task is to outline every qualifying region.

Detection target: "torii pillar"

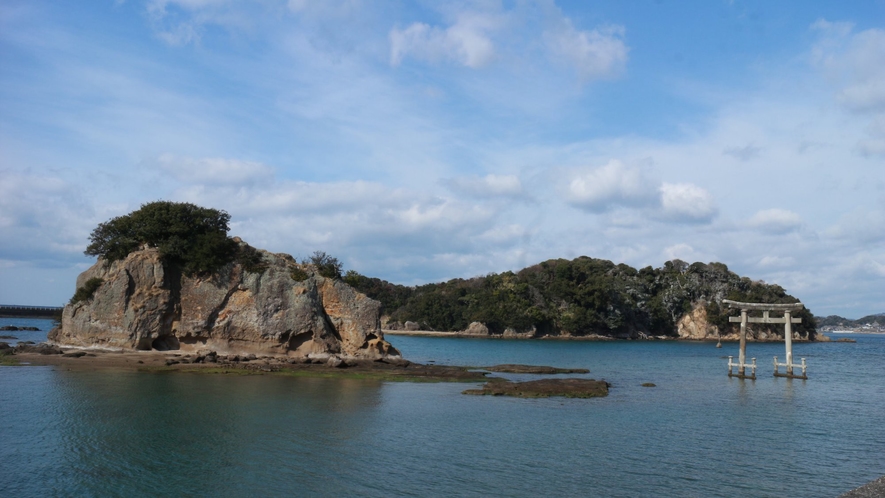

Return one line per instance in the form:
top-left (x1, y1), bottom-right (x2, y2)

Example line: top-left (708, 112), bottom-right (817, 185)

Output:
top-left (722, 299), bottom-right (807, 380)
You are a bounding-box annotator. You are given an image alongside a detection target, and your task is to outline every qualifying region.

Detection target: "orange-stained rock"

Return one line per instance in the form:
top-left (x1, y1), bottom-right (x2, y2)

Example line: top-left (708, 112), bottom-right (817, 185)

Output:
top-left (49, 241), bottom-right (399, 358)
top-left (676, 303), bottom-right (715, 340)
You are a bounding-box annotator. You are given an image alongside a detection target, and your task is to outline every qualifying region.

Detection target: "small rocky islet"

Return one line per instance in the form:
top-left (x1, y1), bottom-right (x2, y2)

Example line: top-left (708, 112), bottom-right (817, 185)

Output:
top-left (463, 378), bottom-right (610, 398)
top-left (0, 325), bottom-right (40, 331)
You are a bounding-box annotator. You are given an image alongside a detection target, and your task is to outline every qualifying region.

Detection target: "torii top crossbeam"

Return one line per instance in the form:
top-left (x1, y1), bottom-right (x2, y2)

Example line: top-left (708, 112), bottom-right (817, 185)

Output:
top-left (722, 299), bottom-right (804, 311)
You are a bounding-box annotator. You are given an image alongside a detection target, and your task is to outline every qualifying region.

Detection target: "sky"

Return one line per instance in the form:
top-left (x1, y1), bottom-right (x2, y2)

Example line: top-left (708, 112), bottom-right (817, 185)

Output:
top-left (0, 1), bottom-right (883, 318)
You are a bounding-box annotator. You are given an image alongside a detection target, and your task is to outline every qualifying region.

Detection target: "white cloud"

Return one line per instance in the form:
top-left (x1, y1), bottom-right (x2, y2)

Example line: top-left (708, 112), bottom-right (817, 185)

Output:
top-left (0, 170), bottom-right (102, 264)
top-left (477, 224), bottom-right (530, 245)
top-left (662, 243), bottom-right (710, 264)
top-left (722, 144), bottom-right (762, 162)
top-left (747, 208), bottom-right (803, 233)
top-left (287, 0), bottom-right (311, 13)
top-left (825, 209), bottom-right (885, 244)
top-left (444, 174), bottom-right (524, 198)
top-left (811, 19), bottom-right (885, 156)
top-left (145, 0), bottom-right (264, 46)
top-left (389, 12), bottom-right (499, 68)
top-left (544, 21), bottom-right (628, 81)
top-left (829, 28), bottom-right (885, 112)
top-left (658, 183), bottom-right (717, 223)
top-left (758, 255), bottom-right (796, 268)
top-left (566, 160), bottom-right (655, 211)
top-left (156, 155), bottom-right (274, 185)
top-left (856, 117), bottom-right (885, 157)
top-left (856, 138), bottom-right (885, 157)
top-left (165, 174), bottom-right (502, 266)
top-left (842, 252), bottom-right (885, 279)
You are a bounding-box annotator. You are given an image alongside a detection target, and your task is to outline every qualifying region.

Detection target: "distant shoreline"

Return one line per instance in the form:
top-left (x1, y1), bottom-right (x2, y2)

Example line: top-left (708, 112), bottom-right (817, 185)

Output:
top-left (826, 330), bottom-right (885, 335)
top-left (382, 329), bottom-right (838, 342)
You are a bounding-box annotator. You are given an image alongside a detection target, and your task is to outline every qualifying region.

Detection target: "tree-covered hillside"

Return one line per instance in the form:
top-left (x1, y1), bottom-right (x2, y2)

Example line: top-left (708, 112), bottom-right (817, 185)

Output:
top-left (346, 258), bottom-right (816, 339)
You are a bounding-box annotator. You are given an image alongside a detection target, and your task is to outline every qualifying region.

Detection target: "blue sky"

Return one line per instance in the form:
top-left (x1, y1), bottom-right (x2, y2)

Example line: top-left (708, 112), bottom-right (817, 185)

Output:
top-left (1, 0), bottom-right (883, 318)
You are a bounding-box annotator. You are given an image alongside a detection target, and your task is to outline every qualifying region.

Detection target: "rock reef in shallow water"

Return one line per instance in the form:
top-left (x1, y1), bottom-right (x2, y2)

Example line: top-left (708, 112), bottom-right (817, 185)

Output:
top-left (49, 240), bottom-right (399, 358)
top-left (463, 378), bottom-right (610, 398)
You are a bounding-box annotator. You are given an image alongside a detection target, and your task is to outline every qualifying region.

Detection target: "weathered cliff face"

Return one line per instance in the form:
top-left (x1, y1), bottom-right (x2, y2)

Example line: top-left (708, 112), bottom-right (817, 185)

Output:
top-left (50, 243), bottom-right (399, 358)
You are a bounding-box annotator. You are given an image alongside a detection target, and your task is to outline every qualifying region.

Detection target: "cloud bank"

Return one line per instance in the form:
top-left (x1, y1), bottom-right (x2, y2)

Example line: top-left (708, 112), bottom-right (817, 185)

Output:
top-left (0, 3), bottom-right (882, 318)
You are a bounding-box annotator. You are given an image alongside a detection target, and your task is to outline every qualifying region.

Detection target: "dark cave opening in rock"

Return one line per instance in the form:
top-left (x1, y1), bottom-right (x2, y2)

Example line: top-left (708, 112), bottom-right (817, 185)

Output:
top-left (152, 335), bottom-right (180, 351)
top-left (287, 331), bottom-right (312, 351)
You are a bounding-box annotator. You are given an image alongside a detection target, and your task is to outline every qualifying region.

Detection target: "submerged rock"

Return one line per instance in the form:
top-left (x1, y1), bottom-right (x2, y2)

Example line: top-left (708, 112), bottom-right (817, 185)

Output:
top-left (482, 364), bottom-right (590, 374)
top-left (49, 241), bottom-right (399, 359)
top-left (463, 378), bottom-right (610, 398)
top-left (14, 343), bottom-right (63, 355)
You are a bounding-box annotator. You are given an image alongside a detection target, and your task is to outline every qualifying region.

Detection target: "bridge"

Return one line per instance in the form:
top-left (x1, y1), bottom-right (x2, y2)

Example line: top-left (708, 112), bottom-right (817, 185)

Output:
top-left (0, 304), bottom-right (64, 318)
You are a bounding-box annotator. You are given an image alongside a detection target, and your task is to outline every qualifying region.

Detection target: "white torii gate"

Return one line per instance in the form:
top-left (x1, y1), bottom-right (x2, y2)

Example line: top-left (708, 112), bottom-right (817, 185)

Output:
top-left (722, 299), bottom-right (808, 380)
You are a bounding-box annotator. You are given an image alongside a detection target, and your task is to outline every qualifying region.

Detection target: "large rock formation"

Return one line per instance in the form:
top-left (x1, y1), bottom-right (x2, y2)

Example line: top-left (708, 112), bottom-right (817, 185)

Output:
top-left (49, 241), bottom-right (399, 358)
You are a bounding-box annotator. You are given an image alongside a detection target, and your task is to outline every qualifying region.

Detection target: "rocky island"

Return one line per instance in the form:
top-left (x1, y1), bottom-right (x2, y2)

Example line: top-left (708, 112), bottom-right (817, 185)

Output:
top-left (47, 201), bottom-right (398, 360)
top-left (49, 242), bottom-right (397, 359)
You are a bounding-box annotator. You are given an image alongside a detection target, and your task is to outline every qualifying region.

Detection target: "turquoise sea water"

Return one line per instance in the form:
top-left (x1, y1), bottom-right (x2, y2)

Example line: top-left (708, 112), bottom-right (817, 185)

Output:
top-left (1, 317), bottom-right (883, 497)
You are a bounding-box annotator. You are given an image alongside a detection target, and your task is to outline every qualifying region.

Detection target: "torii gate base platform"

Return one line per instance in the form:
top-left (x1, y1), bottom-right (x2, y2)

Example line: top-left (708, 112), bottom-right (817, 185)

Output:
top-left (774, 357), bottom-right (808, 380)
top-left (723, 299), bottom-right (808, 380)
top-left (727, 356), bottom-right (756, 380)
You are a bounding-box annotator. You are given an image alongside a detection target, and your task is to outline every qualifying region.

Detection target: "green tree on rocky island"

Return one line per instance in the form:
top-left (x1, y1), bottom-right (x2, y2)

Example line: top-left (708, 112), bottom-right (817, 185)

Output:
top-left (84, 201), bottom-right (239, 275)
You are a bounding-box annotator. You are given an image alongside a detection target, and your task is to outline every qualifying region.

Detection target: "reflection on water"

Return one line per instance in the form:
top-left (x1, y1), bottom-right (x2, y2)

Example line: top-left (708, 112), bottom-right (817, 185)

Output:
top-left (2, 328), bottom-right (885, 497)
top-left (1, 370), bottom-right (385, 496)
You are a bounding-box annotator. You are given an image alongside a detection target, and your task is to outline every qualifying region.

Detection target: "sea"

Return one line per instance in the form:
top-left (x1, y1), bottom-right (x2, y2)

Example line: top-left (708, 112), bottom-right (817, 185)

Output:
top-left (1, 316), bottom-right (883, 497)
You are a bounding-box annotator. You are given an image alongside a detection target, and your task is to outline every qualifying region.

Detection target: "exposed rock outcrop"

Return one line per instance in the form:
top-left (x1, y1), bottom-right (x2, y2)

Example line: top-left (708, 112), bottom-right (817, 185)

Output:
top-left (482, 364), bottom-right (590, 374)
top-left (463, 321), bottom-right (489, 336)
top-left (677, 303), bottom-right (716, 340)
top-left (49, 241), bottom-right (399, 358)
top-left (462, 378), bottom-right (610, 398)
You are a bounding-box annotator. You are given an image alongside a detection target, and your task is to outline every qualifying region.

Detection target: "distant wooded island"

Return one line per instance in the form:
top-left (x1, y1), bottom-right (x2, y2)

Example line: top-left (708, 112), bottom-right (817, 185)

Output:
top-left (344, 257), bottom-right (819, 341)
